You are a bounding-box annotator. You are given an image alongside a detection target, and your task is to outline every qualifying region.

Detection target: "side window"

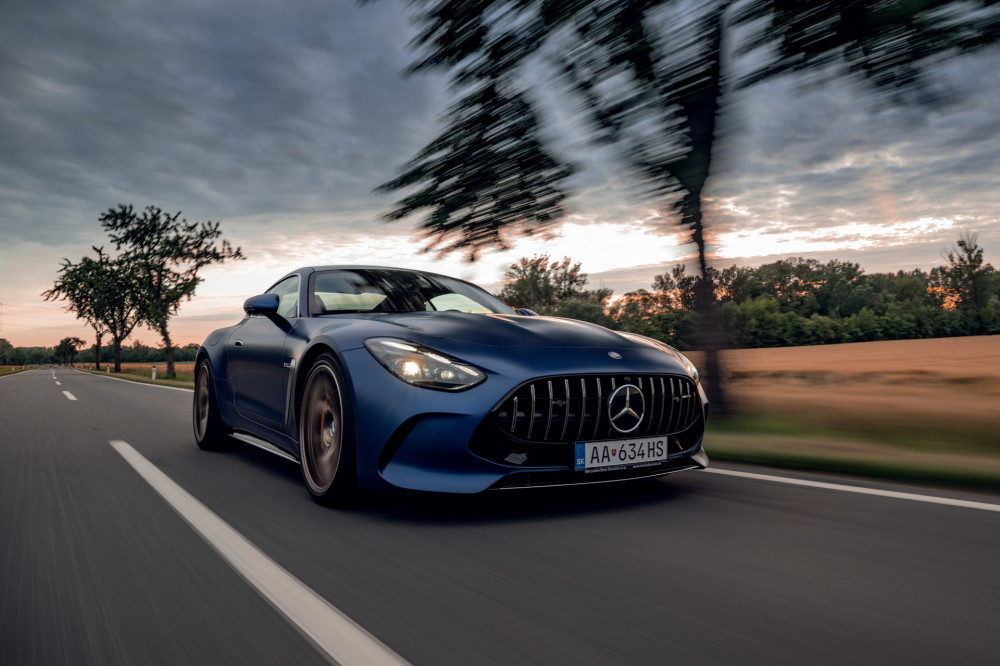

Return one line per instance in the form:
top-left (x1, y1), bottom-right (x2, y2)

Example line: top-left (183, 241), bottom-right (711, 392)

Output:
top-left (267, 276), bottom-right (300, 319)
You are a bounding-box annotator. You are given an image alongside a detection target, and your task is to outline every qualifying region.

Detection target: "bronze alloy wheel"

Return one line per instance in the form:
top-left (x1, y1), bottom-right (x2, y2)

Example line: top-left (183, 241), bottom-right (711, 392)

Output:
top-left (193, 360), bottom-right (234, 451)
top-left (299, 355), bottom-right (356, 504)
top-left (194, 363), bottom-right (211, 441)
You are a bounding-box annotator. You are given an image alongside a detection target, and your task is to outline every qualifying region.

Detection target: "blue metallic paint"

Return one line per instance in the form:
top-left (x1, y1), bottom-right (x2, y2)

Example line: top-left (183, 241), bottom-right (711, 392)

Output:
top-left (196, 266), bottom-right (709, 495)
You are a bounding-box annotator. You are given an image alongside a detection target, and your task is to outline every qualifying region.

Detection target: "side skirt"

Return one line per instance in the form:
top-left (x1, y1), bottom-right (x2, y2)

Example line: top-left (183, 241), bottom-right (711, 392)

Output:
top-left (230, 430), bottom-right (300, 464)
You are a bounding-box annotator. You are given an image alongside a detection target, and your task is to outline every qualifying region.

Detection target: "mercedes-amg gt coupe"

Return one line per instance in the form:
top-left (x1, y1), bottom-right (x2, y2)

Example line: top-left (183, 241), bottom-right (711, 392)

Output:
top-left (193, 266), bottom-right (709, 505)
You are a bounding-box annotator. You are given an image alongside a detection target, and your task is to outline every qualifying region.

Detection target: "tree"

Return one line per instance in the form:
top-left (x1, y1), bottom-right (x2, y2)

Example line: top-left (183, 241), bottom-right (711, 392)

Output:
top-left (0, 338), bottom-right (14, 365)
top-left (496, 255), bottom-right (587, 310)
top-left (43, 247), bottom-right (145, 373)
top-left (379, 0), bottom-right (1000, 416)
top-left (54, 336), bottom-right (86, 365)
top-left (935, 232), bottom-right (995, 334)
top-left (99, 204), bottom-right (245, 377)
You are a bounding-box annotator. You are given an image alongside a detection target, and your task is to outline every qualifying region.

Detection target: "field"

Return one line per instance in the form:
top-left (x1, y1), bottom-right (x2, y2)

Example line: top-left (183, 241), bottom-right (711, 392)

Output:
top-left (689, 336), bottom-right (1000, 489)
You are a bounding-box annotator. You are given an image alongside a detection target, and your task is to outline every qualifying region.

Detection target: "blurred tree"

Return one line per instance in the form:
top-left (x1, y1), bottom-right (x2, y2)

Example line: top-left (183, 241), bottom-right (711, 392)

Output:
top-left (380, 0), bottom-right (999, 414)
top-left (99, 204), bottom-right (245, 378)
top-left (43, 247), bottom-right (144, 372)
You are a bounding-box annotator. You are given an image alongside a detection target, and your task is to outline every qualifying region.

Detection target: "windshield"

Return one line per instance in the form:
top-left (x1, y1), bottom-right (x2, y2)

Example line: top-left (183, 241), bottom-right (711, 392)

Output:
top-left (308, 269), bottom-right (514, 315)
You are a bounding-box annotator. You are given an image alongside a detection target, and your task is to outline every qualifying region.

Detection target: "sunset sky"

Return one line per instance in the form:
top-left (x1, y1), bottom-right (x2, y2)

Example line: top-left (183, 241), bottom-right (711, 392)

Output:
top-left (2, 1), bottom-right (998, 348)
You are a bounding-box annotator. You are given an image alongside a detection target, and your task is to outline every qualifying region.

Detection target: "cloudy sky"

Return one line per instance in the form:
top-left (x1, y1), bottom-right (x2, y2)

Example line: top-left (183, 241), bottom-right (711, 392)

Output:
top-left (2, 0), bottom-right (998, 347)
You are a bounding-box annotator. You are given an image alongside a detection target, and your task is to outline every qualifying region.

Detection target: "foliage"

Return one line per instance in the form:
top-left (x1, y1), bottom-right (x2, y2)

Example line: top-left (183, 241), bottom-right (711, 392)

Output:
top-left (54, 336), bottom-right (86, 365)
top-left (376, 84), bottom-right (573, 260)
top-left (494, 254), bottom-right (614, 324)
top-left (42, 247), bottom-right (145, 372)
top-left (99, 204), bottom-right (244, 377)
top-left (0, 338), bottom-right (14, 365)
top-left (495, 238), bottom-right (999, 350)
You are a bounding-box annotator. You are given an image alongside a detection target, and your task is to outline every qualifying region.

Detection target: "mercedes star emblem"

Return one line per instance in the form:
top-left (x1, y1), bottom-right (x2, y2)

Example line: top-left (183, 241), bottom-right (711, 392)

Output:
top-left (608, 384), bottom-right (644, 433)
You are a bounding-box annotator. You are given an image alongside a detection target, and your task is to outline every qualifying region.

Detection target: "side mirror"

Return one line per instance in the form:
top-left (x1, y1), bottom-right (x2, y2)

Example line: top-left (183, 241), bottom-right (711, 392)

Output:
top-left (516, 308), bottom-right (539, 316)
top-left (243, 293), bottom-right (280, 317)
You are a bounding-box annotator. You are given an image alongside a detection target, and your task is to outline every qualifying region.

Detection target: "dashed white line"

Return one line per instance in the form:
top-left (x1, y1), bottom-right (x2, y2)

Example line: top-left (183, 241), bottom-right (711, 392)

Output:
top-left (55, 381), bottom-right (62, 386)
top-left (705, 467), bottom-right (1000, 513)
top-left (62, 391), bottom-right (77, 401)
top-left (109, 440), bottom-right (409, 666)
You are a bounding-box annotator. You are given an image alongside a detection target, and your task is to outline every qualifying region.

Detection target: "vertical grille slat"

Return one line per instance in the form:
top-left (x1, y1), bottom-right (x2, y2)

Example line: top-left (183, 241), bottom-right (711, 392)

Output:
top-left (543, 380), bottom-right (554, 440)
top-left (666, 377), bottom-right (676, 433)
top-left (656, 377), bottom-right (667, 433)
top-left (527, 383), bottom-right (537, 439)
top-left (493, 374), bottom-right (699, 444)
top-left (592, 377), bottom-right (603, 440)
top-left (559, 379), bottom-right (571, 441)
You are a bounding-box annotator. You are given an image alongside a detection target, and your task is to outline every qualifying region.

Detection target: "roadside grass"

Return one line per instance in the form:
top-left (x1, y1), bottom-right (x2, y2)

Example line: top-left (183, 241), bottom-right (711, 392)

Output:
top-left (76, 363), bottom-right (195, 389)
top-left (0, 366), bottom-right (32, 377)
top-left (706, 410), bottom-right (1000, 493)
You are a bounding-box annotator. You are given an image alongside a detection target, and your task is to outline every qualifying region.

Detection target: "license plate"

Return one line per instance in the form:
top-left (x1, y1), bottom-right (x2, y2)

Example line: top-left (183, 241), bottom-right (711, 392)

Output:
top-left (574, 437), bottom-right (668, 471)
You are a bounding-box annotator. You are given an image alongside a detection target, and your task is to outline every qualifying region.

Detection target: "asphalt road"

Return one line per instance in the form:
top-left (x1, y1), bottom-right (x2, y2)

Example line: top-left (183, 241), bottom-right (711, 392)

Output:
top-left (2, 368), bottom-right (999, 665)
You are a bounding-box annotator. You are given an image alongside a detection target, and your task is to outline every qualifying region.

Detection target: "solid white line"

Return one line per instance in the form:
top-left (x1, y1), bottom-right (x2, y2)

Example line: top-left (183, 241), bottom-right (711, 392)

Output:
top-left (62, 391), bottom-right (77, 401)
top-left (73, 368), bottom-right (193, 392)
top-left (704, 468), bottom-right (1000, 513)
top-left (109, 440), bottom-right (409, 666)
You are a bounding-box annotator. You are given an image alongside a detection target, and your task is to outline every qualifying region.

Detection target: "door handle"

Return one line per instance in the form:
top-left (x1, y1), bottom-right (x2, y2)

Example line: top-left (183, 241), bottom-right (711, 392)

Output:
top-left (234, 339), bottom-right (244, 347)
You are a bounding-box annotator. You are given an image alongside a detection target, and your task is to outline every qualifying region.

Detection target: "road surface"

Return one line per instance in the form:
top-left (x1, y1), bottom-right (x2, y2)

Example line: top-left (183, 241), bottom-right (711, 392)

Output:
top-left (2, 368), bottom-right (998, 664)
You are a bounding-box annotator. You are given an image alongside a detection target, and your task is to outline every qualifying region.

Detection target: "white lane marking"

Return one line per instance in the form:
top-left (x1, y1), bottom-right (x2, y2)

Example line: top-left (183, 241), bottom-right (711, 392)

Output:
top-left (62, 391), bottom-right (77, 401)
top-left (109, 440), bottom-right (409, 666)
top-left (704, 468), bottom-right (1000, 513)
top-left (56, 381), bottom-right (62, 386)
top-left (74, 368), bottom-right (193, 393)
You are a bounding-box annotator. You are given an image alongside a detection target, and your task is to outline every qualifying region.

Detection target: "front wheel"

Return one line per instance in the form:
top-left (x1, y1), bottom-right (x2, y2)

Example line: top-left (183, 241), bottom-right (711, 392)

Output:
top-left (299, 355), bottom-right (357, 506)
top-left (193, 360), bottom-right (237, 451)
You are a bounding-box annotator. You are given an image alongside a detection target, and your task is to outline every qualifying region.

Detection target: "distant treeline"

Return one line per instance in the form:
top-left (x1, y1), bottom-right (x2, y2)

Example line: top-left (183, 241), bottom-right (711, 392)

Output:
top-left (0, 340), bottom-right (200, 367)
top-left (496, 235), bottom-right (999, 350)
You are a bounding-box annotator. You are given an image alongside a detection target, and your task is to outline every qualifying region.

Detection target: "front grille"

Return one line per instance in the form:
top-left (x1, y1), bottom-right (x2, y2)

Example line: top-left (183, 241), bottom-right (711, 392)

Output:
top-left (489, 374), bottom-right (700, 444)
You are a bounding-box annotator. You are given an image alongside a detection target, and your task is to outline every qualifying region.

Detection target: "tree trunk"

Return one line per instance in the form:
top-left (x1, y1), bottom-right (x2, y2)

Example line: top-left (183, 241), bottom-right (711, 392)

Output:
top-left (680, 7), bottom-right (730, 417)
top-left (159, 321), bottom-right (175, 378)
top-left (93, 327), bottom-right (103, 371)
top-left (113, 337), bottom-right (123, 373)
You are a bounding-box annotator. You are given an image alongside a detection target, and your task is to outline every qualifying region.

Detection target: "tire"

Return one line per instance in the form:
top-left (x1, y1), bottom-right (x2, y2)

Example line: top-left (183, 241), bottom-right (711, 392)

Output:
top-left (193, 360), bottom-right (237, 451)
top-left (298, 354), bottom-right (357, 506)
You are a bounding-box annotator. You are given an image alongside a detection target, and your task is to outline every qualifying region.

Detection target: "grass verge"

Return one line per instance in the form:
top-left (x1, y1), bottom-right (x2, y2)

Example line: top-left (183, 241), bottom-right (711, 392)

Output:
top-left (706, 415), bottom-right (1000, 493)
top-left (77, 367), bottom-right (195, 389)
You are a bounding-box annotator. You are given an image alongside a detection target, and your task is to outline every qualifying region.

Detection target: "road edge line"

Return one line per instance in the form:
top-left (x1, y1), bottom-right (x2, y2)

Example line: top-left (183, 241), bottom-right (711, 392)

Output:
top-left (704, 467), bottom-right (1000, 513)
top-left (73, 368), bottom-right (194, 392)
top-left (109, 440), bottom-right (410, 666)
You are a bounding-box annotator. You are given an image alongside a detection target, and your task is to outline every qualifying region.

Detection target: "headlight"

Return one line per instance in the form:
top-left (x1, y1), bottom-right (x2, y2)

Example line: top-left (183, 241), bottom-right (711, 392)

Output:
top-left (618, 331), bottom-right (700, 383)
top-left (364, 337), bottom-right (486, 391)
top-left (677, 352), bottom-right (699, 383)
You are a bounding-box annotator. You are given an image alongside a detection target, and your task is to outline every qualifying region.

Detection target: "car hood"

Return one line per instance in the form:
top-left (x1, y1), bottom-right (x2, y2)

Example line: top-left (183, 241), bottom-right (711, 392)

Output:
top-left (356, 312), bottom-right (634, 349)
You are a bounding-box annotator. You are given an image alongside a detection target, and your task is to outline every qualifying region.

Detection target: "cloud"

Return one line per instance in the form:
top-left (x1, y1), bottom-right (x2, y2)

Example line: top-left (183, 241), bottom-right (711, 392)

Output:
top-left (0, 0), bottom-right (446, 247)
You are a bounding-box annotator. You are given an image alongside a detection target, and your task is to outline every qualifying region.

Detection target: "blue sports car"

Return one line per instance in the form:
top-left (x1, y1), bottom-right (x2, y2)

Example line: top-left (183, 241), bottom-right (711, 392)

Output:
top-left (194, 266), bottom-right (709, 505)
